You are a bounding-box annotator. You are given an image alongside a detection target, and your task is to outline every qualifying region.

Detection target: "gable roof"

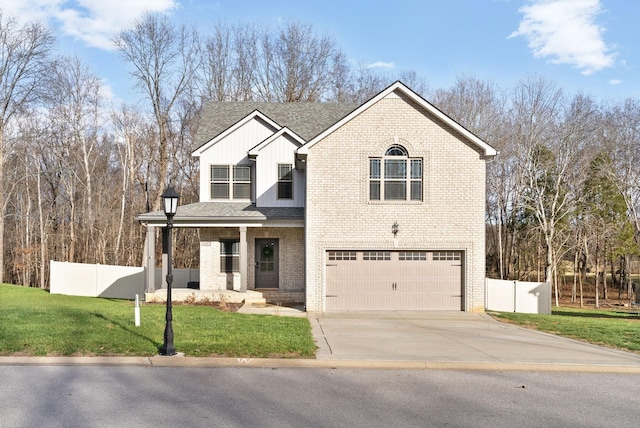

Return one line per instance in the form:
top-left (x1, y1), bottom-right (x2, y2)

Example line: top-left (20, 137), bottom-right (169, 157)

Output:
top-left (248, 127), bottom-right (306, 157)
top-left (192, 109), bottom-right (281, 157)
top-left (193, 102), bottom-right (358, 152)
top-left (297, 81), bottom-right (498, 158)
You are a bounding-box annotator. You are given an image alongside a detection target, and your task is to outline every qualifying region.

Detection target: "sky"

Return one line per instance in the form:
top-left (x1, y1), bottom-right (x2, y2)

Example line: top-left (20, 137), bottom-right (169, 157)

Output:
top-left (0, 0), bottom-right (638, 105)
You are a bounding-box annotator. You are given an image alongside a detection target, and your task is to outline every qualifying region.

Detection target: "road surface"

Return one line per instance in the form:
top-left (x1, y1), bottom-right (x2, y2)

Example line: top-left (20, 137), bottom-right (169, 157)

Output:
top-left (1, 366), bottom-right (639, 427)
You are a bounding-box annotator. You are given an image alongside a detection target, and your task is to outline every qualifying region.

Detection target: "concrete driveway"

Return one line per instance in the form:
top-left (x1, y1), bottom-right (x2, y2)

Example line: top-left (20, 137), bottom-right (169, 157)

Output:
top-left (308, 311), bottom-right (640, 370)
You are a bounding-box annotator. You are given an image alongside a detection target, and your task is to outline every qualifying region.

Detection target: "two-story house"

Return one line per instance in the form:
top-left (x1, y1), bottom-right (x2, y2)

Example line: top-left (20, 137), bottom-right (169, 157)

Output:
top-left (138, 81), bottom-right (497, 312)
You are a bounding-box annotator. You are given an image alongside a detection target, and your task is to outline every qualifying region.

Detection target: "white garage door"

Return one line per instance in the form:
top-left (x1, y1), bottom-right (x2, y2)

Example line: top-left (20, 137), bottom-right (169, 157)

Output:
top-left (325, 250), bottom-right (463, 311)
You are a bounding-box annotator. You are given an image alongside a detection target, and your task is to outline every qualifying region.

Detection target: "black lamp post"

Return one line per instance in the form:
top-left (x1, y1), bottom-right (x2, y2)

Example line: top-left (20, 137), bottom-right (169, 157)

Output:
top-left (159, 185), bottom-right (179, 356)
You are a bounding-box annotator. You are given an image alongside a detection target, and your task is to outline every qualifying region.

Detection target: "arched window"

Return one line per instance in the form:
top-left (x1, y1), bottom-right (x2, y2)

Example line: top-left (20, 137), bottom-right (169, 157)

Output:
top-left (370, 145), bottom-right (422, 201)
top-left (385, 145), bottom-right (408, 156)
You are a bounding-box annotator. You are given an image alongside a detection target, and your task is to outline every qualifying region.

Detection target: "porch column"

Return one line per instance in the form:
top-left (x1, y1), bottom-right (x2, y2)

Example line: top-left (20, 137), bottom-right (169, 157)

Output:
top-left (145, 225), bottom-right (156, 292)
top-left (239, 226), bottom-right (247, 292)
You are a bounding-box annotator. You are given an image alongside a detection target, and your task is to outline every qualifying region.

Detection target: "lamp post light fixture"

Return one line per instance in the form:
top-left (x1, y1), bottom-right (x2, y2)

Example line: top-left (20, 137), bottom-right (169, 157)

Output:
top-left (159, 185), bottom-right (179, 356)
top-left (392, 221), bottom-right (399, 237)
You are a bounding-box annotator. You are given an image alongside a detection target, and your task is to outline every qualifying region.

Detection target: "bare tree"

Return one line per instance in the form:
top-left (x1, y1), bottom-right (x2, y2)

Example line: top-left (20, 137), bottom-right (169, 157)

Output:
top-left (114, 12), bottom-right (199, 211)
top-left (3, 132), bottom-right (37, 285)
top-left (230, 24), bottom-right (259, 102)
top-left (512, 77), bottom-right (597, 305)
top-left (254, 20), bottom-right (343, 102)
top-left (398, 71), bottom-right (429, 98)
top-left (0, 11), bottom-right (53, 282)
top-left (325, 50), bottom-right (353, 102)
top-left (44, 56), bottom-right (103, 261)
top-left (345, 64), bottom-right (390, 104)
top-left (198, 21), bottom-right (414, 104)
top-left (111, 106), bottom-right (147, 265)
top-left (511, 77), bottom-right (564, 299)
top-left (199, 23), bottom-right (234, 102)
top-left (433, 76), bottom-right (512, 278)
top-left (578, 152), bottom-right (631, 306)
top-left (602, 99), bottom-right (640, 239)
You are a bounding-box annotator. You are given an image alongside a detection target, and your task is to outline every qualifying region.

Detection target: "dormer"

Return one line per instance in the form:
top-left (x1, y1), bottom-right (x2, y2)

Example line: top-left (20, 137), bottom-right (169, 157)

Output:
top-left (248, 127), bottom-right (306, 208)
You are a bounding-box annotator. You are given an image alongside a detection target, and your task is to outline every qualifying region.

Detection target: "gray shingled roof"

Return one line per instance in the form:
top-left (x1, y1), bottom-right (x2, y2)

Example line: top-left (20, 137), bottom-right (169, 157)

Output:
top-left (193, 102), bottom-right (358, 152)
top-left (137, 202), bottom-right (304, 224)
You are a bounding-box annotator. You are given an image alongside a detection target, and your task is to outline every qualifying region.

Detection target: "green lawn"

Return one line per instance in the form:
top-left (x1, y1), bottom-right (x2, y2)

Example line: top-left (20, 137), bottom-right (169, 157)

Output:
top-left (5, 283), bottom-right (638, 358)
top-left (0, 284), bottom-right (316, 358)
top-left (490, 307), bottom-right (640, 353)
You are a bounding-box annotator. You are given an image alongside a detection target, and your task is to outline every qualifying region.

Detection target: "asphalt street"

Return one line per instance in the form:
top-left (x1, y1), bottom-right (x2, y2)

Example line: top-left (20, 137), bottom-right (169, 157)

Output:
top-left (2, 366), bottom-right (640, 428)
top-left (2, 310), bottom-right (640, 426)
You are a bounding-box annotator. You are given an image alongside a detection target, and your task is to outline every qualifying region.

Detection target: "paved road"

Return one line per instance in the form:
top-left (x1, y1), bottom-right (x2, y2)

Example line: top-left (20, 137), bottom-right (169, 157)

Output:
top-left (2, 365), bottom-right (640, 428)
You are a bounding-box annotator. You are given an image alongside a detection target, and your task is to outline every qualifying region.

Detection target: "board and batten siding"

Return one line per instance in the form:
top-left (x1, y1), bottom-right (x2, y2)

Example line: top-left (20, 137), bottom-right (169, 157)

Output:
top-left (254, 133), bottom-right (305, 208)
top-left (197, 118), bottom-right (277, 202)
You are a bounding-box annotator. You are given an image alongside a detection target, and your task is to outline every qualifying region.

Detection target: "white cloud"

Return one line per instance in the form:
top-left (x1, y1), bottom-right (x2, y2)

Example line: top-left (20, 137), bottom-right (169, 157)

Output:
top-left (509, 0), bottom-right (616, 75)
top-left (98, 79), bottom-right (116, 102)
top-left (0, 0), bottom-right (179, 50)
top-left (367, 61), bottom-right (394, 69)
top-left (609, 79), bottom-right (622, 85)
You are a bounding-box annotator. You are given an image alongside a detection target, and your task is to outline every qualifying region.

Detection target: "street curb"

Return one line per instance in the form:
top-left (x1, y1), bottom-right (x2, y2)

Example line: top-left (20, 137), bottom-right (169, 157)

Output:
top-left (2, 356), bottom-right (640, 373)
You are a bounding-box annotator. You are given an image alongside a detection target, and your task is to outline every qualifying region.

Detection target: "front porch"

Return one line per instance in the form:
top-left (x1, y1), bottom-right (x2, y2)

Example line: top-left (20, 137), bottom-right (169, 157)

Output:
top-left (138, 202), bottom-right (305, 294)
top-left (137, 202), bottom-right (306, 307)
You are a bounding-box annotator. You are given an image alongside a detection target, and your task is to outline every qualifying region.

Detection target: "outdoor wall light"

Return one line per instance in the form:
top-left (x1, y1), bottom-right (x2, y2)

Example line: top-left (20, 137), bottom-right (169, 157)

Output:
top-left (392, 221), bottom-right (399, 237)
top-left (160, 185), bottom-right (180, 356)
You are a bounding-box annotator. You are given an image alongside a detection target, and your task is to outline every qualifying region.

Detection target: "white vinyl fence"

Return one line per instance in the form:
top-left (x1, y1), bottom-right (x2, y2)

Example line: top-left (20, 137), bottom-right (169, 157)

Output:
top-left (50, 261), bottom-right (199, 299)
top-left (485, 278), bottom-right (551, 314)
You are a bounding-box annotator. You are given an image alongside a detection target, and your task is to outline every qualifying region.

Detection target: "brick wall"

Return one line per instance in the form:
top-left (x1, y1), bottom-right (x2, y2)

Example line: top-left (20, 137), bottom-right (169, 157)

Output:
top-left (199, 226), bottom-right (304, 292)
top-left (305, 91), bottom-right (488, 312)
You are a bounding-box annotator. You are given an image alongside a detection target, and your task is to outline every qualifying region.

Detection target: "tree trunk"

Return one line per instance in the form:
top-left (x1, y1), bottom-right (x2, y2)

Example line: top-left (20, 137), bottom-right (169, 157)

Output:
top-left (579, 270), bottom-right (584, 308)
top-left (37, 162), bottom-right (47, 289)
top-left (572, 250), bottom-right (578, 303)
top-left (498, 217), bottom-right (504, 279)
top-left (544, 236), bottom-right (558, 307)
top-left (0, 135), bottom-right (5, 283)
top-left (595, 245), bottom-right (600, 308)
top-left (603, 247), bottom-right (608, 301)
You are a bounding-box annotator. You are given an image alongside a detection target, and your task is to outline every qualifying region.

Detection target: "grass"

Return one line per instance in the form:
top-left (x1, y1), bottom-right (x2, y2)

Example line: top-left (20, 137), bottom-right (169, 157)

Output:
top-left (0, 284), bottom-right (316, 358)
top-left (491, 307), bottom-right (640, 353)
top-left (5, 283), bottom-right (638, 358)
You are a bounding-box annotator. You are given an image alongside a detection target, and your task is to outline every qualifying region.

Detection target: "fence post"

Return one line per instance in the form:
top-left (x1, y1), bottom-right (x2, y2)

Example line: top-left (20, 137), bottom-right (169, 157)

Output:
top-left (513, 280), bottom-right (517, 312)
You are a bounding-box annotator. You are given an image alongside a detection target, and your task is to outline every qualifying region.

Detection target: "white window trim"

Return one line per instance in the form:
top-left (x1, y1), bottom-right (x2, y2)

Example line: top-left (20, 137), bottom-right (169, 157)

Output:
top-left (277, 163), bottom-right (294, 200)
top-left (369, 146), bottom-right (422, 202)
top-left (210, 164), bottom-right (252, 201)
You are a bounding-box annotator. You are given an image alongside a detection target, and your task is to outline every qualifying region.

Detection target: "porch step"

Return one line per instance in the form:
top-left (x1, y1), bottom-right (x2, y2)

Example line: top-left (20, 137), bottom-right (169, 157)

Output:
top-left (243, 290), bottom-right (267, 307)
top-left (257, 289), bottom-right (304, 306)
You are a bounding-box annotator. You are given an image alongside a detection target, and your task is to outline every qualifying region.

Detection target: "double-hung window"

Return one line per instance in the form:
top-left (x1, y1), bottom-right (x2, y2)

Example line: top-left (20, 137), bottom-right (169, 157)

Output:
top-left (369, 145), bottom-right (422, 201)
top-left (220, 240), bottom-right (239, 273)
top-left (277, 164), bottom-right (293, 199)
top-left (211, 165), bottom-right (251, 199)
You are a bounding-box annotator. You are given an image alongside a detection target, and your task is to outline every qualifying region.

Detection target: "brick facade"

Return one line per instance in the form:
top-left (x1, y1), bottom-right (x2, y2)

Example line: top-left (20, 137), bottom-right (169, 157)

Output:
top-left (304, 92), bottom-right (487, 312)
